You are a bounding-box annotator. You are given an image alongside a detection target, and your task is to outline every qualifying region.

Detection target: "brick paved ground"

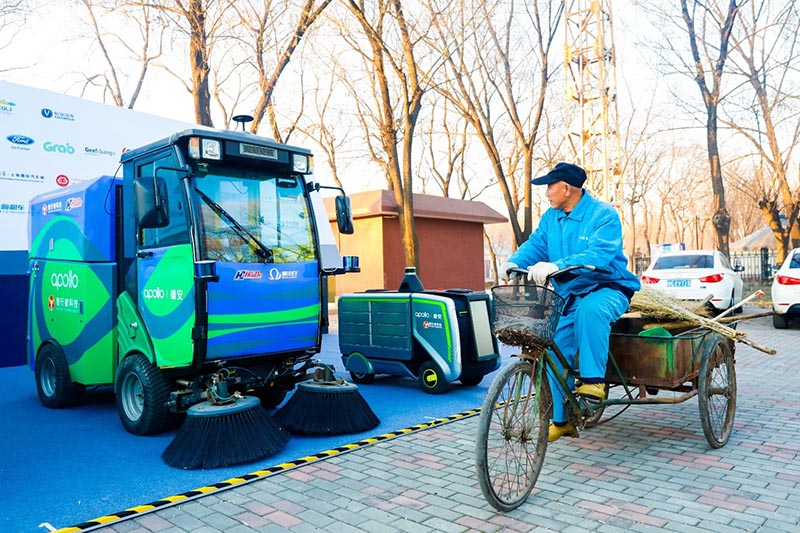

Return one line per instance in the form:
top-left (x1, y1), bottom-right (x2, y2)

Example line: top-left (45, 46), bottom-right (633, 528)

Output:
top-left (95, 311), bottom-right (799, 532)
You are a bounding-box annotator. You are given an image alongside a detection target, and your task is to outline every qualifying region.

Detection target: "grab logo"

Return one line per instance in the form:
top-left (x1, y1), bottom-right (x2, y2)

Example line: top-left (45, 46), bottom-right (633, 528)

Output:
top-left (142, 287), bottom-right (166, 300)
top-left (51, 271), bottom-right (79, 290)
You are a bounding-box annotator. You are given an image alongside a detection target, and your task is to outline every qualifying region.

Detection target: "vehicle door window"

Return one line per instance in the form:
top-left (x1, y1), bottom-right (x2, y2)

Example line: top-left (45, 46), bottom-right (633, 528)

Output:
top-left (138, 157), bottom-right (190, 248)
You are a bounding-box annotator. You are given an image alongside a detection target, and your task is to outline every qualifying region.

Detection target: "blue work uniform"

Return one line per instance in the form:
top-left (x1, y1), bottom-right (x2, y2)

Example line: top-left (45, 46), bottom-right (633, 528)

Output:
top-left (508, 191), bottom-right (640, 423)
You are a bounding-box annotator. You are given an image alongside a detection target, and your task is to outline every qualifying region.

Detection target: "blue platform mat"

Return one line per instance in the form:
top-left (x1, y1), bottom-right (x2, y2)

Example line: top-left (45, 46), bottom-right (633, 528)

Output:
top-left (1, 333), bottom-right (510, 532)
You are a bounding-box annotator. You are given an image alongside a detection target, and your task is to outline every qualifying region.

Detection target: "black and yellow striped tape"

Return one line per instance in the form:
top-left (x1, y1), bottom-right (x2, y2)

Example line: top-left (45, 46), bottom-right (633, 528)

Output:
top-left (55, 407), bottom-right (481, 533)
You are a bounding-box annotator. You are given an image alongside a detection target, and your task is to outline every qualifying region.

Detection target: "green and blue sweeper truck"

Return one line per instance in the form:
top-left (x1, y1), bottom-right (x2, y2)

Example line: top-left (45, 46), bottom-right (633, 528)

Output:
top-left (27, 127), bottom-right (356, 435)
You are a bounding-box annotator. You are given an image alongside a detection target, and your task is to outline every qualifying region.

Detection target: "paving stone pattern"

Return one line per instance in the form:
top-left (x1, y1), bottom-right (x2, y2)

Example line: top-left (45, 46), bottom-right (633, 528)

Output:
top-left (98, 311), bottom-right (800, 532)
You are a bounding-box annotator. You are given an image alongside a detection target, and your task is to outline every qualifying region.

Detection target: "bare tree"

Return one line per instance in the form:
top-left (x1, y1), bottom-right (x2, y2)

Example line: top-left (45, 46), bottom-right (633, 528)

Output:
top-left (0, 0), bottom-right (29, 71)
top-left (722, 0), bottom-right (800, 262)
top-left (681, 0), bottom-right (741, 256)
top-left (227, 0), bottom-right (332, 140)
top-left (77, 0), bottom-right (166, 108)
top-left (639, 0), bottom-right (742, 256)
top-left (428, 0), bottom-right (563, 249)
top-left (336, 0), bottom-right (429, 268)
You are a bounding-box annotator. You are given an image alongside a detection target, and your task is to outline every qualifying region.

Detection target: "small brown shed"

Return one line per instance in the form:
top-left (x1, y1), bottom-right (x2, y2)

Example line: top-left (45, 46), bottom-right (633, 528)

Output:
top-left (325, 189), bottom-right (507, 298)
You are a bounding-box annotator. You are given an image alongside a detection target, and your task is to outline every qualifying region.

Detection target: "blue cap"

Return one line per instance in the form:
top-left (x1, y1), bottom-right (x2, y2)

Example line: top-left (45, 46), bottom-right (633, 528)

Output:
top-left (531, 162), bottom-right (586, 188)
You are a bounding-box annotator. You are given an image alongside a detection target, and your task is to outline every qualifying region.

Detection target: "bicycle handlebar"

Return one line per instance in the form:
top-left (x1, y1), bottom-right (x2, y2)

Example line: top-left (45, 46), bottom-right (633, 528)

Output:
top-left (507, 264), bottom-right (611, 285)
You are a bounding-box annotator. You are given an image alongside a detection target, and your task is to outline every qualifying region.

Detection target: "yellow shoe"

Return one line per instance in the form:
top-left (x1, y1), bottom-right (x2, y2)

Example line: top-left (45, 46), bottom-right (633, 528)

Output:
top-left (576, 382), bottom-right (606, 402)
top-left (548, 422), bottom-right (578, 442)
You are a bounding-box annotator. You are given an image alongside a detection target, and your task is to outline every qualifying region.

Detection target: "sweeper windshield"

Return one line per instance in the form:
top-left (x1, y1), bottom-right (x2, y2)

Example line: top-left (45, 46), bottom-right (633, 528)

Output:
top-left (195, 168), bottom-right (315, 264)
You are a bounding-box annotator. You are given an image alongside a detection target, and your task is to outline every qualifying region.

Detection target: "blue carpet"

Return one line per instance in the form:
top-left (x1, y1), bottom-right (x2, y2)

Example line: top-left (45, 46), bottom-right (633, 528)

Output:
top-left (0, 333), bottom-right (511, 532)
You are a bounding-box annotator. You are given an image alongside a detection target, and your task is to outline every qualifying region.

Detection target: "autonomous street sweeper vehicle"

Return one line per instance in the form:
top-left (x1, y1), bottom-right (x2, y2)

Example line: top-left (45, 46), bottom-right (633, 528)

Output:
top-left (27, 126), bottom-right (357, 436)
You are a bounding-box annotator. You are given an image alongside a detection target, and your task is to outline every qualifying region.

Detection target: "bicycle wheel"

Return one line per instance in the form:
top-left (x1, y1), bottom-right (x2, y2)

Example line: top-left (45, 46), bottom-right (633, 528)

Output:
top-left (475, 358), bottom-right (552, 512)
top-left (698, 335), bottom-right (736, 448)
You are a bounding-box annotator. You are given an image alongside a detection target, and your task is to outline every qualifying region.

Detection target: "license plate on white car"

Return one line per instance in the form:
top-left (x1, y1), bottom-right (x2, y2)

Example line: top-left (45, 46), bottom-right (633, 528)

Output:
top-left (667, 279), bottom-right (690, 288)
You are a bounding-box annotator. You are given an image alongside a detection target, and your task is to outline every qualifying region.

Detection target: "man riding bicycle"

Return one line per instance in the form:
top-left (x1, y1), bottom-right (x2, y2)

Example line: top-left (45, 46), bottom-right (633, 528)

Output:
top-left (501, 162), bottom-right (640, 442)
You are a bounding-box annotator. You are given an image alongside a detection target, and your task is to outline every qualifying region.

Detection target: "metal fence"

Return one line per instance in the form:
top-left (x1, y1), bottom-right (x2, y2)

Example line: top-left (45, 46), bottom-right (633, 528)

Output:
top-left (633, 249), bottom-right (777, 281)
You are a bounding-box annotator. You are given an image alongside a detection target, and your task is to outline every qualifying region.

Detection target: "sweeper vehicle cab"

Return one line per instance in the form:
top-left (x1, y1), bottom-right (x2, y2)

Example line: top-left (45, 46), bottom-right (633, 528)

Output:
top-left (28, 126), bottom-right (357, 436)
top-left (338, 268), bottom-right (501, 393)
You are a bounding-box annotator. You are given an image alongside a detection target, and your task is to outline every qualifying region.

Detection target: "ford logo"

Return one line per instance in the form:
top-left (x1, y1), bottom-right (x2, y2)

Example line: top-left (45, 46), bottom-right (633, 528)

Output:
top-left (7, 135), bottom-right (34, 145)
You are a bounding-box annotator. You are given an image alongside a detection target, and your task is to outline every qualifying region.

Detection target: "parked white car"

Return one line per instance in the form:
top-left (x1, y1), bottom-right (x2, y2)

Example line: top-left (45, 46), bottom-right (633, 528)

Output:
top-left (641, 250), bottom-right (744, 313)
top-left (771, 247), bottom-right (800, 329)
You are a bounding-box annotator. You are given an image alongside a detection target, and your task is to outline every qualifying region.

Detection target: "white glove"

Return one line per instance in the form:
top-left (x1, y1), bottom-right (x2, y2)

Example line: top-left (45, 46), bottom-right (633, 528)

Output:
top-left (527, 262), bottom-right (558, 285)
top-left (499, 262), bottom-right (518, 281)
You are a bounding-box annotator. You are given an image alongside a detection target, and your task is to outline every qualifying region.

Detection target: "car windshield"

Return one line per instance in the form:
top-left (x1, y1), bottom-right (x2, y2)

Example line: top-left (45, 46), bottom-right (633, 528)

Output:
top-left (195, 167), bottom-right (315, 264)
top-left (653, 254), bottom-right (713, 270)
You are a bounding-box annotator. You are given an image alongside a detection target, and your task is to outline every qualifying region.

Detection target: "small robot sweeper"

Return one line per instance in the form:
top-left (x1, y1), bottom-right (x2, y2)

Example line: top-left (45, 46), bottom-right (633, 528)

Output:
top-left (338, 268), bottom-right (501, 394)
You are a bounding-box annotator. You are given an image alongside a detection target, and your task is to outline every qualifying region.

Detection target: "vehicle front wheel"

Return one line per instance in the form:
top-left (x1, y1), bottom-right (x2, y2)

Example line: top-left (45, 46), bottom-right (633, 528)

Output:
top-left (252, 388), bottom-right (288, 409)
top-left (35, 344), bottom-right (83, 408)
top-left (418, 360), bottom-right (448, 394)
top-left (115, 354), bottom-right (171, 435)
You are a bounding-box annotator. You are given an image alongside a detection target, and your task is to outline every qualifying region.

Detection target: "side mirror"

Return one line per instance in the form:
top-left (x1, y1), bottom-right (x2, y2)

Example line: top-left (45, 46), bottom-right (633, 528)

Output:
top-left (134, 176), bottom-right (170, 229)
top-left (335, 195), bottom-right (354, 235)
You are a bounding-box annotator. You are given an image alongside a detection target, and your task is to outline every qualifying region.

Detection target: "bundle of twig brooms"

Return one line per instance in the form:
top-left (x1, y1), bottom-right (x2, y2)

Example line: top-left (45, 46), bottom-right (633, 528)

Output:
top-left (629, 286), bottom-right (776, 355)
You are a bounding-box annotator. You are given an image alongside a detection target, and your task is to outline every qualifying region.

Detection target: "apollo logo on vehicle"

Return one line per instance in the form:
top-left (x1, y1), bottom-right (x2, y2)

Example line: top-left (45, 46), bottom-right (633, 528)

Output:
top-left (142, 287), bottom-right (166, 300)
top-left (268, 268), bottom-right (298, 280)
top-left (51, 271), bottom-right (79, 290)
top-left (234, 270), bottom-right (262, 280)
top-left (44, 141), bottom-right (75, 155)
top-left (55, 175), bottom-right (70, 187)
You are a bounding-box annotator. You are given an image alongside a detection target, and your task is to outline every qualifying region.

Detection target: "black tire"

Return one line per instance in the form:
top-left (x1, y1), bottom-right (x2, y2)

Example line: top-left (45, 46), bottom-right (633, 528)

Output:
top-left (418, 360), bottom-right (448, 394)
top-left (35, 343), bottom-right (83, 408)
top-left (460, 375), bottom-right (484, 387)
top-left (115, 353), bottom-right (172, 436)
top-left (475, 359), bottom-right (551, 512)
top-left (349, 371), bottom-right (375, 384)
top-left (698, 335), bottom-right (736, 448)
top-left (252, 388), bottom-right (288, 409)
top-left (773, 313), bottom-right (789, 329)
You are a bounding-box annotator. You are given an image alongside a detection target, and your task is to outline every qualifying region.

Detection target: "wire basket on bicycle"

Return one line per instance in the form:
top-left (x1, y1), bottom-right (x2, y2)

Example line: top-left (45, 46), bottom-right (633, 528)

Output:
top-left (491, 284), bottom-right (565, 351)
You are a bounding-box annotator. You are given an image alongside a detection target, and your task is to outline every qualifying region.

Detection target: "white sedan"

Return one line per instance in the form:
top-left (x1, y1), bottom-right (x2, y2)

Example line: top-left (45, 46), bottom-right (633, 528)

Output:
top-left (641, 250), bottom-right (744, 313)
top-left (771, 247), bottom-right (800, 329)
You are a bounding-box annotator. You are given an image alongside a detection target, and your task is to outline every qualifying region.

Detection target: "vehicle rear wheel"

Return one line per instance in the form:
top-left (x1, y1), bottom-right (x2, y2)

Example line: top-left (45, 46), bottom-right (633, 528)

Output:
top-left (35, 343), bottom-right (83, 408)
top-left (773, 313), bottom-right (789, 329)
top-left (115, 353), bottom-right (171, 435)
top-left (698, 335), bottom-right (736, 448)
top-left (418, 360), bottom-right (448, 394)
top-left (349, 371), bottom-right (375, 384)
top-left (460, 374), bottom-right (483, 387)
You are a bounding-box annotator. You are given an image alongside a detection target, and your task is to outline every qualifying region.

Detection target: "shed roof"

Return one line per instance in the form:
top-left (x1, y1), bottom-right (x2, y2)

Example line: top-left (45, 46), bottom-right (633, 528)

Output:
top-left (325, 189), bottom-right (507, 224)
top-left (730, 226), bottom-right (778, 252)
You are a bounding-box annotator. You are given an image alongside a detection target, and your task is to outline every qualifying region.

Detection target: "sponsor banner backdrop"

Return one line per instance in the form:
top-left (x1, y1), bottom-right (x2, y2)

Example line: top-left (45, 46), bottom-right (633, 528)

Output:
top-left (0, 80), bottom-right (192, 255)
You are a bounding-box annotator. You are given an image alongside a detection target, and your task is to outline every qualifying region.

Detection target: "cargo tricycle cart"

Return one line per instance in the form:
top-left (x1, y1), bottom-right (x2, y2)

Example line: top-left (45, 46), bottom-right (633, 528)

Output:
top-left (475, 266), bottom-right (758, 512)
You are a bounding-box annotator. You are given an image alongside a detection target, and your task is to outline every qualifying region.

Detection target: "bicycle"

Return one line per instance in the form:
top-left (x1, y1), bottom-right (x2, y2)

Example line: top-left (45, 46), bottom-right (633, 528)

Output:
top-left (474, 266), bottom-right (737, 512)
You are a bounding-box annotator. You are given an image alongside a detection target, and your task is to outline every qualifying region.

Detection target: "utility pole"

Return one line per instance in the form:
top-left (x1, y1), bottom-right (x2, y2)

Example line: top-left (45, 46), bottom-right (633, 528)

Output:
top-left (564, 0), bottom-right (622, 210)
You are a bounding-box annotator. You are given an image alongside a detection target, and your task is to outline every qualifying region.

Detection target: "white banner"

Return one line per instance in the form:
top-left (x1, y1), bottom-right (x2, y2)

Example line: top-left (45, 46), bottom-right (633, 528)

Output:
top-left (0, 80), bottom-right (192, 252)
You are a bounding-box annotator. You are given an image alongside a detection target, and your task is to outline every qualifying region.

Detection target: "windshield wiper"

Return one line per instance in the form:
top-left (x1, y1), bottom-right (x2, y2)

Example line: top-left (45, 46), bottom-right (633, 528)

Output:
top-left (195, 187), bottom-right (273, 263)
